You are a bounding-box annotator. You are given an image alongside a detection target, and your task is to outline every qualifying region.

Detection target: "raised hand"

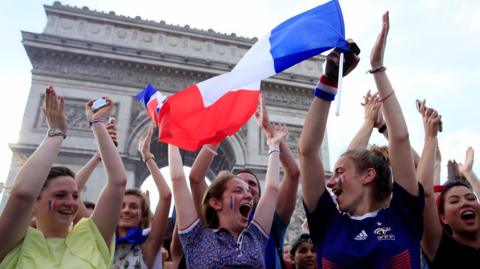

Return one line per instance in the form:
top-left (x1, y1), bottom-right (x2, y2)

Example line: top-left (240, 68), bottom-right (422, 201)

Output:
top-left (42, 86), bottom-right (67, 134)
top-left (85, 97), bottom-right (113, 122)
top-left (138, 125), bottom-right (154, 161)
top-left (362, 90), bottom-right (381, 125)
top-left (447, 160), bottom-right (462, 181)
top-left (266, 124), bottom-right (288, 147)
top-left (255, 94), bottom-right (274, 138)
top-left (459, 147), bottom-right (474, 175)
top-left (422, 106), bottom-right (442, 139)
top-left (325, 39), bottom-right (361, 82)
top-left (370, 12), bottom-right (389, 69)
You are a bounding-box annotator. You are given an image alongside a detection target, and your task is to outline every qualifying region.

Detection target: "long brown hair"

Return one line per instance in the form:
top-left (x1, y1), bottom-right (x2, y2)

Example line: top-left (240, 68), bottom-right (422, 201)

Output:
top-left (201, 172), bottom-right (236, 228)
top-left (341, 145), bottom-right (393, 203)
top-left (124, 188), bottom-right (151, 228)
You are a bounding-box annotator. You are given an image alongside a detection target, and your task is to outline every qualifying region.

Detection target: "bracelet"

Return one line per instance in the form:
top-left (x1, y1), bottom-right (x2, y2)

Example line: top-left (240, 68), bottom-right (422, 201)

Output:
top-left (94, 153), bottom-right (102, 161)
top-left (378, 91), bottom-right (395, 103)
top-left (378, 123), bottom-right (387, 134)
top-left (143, 154), bottom-right (155, 163)
top-left (204, 145), bottom-right (218, 156)
top-left (366, 66), bottom-right (387, 74)
top-left (268, 147), bottom-right (280, 155)
top-left (89, 118), bottom-right (106, 127)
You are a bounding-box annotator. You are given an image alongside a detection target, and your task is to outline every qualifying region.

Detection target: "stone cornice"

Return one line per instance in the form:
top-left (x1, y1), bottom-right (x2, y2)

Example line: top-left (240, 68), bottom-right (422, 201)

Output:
top-left (47, 1), bottom-right (256, 44)
top-left (41, 2), bottom-right (325, 79)
top-left (24, 36), bottom-right (319, 95)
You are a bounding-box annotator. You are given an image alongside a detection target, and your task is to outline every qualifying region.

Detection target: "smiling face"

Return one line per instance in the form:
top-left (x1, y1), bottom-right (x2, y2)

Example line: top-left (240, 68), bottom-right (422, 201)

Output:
top-left (327, 156), bottom-right (367, 214)
top-left (34, 176), bottom-right (79, 230)
top-left (118, 194), bottom-right (143, 229)
top-left (291, 242), bottom-right (316, 269)
top-left (441, 185), bottom-right (480, 236)
top-left (212, 177), bottom-right (254, 233)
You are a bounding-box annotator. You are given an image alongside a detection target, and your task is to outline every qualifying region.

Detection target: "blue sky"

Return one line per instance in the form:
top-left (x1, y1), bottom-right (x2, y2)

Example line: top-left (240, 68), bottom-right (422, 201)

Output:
top-left (1, 0), bottom-right (479, 201)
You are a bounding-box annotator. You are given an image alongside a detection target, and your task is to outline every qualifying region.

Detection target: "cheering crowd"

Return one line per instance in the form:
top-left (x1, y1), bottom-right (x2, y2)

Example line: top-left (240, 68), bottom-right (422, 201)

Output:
top-left (0, 12), bottom-right (479, 269)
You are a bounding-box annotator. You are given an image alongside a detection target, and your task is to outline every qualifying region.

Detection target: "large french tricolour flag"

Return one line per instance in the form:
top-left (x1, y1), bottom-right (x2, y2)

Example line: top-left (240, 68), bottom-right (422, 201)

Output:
top-left (137, 0), bottom-right (349, 151)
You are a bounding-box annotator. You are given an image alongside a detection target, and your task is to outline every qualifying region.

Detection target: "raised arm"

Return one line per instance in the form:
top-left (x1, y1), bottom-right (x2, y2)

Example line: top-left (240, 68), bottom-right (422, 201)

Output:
top-left (75, 154), bottom-right (101, 192)
top-left (169, 145), bottom-right (197, 229)
top-left (73, 153), bottom-right (102, 224)
top-left (460, 147), bottom-right (480, 196)
top-left (189, 143), bottom-right (218, 216)
top-left (75, 122), bottom-right (117, 193)
top-left (253, 124), bottom-right (287, 233)
top-left (87, 97), bottom-right (128, 245)
top-left (348, 90), bottom-right (381, 150)
top-left (299, 41), bottom-right (360, 212)
top-left (416, 106), bottom-right (443, 261)
top-left (74, 123), bottom-right (118, 223)
top-left (370, 12), bottom-right (418, 195)
top-left (255, 94), bottom-right (300, 223)
top-left (139, 125), bottom-right (172, 268)
top-left (0, 86), bottom-right (67, 261)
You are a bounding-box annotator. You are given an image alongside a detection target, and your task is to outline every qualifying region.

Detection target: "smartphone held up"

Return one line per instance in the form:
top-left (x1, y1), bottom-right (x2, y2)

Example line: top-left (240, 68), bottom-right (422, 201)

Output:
top-left (91, 98), bottom-right (109, 111)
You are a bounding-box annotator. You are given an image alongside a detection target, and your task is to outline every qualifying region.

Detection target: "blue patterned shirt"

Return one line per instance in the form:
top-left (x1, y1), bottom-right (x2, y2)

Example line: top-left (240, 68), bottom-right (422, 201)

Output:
top-left (179, 219), bottom-right (268, 268)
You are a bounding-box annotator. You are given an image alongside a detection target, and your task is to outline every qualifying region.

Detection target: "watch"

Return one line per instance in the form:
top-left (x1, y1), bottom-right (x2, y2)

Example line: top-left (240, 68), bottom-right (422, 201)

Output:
top-left (47, 128), bottom-right (66, 139)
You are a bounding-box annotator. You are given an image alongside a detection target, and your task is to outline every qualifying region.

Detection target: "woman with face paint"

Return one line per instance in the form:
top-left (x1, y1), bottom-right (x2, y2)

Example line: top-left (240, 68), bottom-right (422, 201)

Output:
top-left (0, 86), bottom-right (127, 268)
top-left (299, 12), bottom-right (424, 268)
top-left (169, 122), bottom-right (287, 268)
top-left (416, 104), bottom-right (480, 268)
top-left (114, 125), bottom-right (172, 269)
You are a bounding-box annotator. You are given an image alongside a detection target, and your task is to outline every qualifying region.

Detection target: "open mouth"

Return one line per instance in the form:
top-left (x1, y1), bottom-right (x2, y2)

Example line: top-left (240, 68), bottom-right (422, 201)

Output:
top-left (239, 203), bottom-right (252, 218)
top-left (58, 209), bottom-right (75, 216)
top-left (332, 189), bottom-right (343, 197)
top-left (461, 210), bottom-right (476, 220)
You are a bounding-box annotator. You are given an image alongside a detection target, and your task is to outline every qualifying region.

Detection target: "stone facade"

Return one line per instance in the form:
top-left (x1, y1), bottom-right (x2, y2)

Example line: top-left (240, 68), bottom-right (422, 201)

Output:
top-left (1, 1), bottom-right (331, 243)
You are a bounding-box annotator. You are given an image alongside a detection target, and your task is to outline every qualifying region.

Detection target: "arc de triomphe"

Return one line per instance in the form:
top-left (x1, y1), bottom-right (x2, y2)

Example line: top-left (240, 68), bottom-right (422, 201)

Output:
top-left (1, 2), bottom-right (330, 241)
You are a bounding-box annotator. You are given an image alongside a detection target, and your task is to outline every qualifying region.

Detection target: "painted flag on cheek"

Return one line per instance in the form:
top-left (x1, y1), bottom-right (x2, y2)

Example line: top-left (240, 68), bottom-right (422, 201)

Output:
top-left (136, 0), bottom-right (349, 151)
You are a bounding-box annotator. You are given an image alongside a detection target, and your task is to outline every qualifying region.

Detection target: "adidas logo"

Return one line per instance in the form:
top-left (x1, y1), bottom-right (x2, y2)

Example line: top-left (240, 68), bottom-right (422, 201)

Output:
top-left (354, 230), bottom-right (368, 240)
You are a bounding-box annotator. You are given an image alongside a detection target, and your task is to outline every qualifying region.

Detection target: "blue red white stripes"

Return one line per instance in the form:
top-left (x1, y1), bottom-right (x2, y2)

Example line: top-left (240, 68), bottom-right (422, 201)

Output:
top-left (136, 0), bottom-right (348, 150)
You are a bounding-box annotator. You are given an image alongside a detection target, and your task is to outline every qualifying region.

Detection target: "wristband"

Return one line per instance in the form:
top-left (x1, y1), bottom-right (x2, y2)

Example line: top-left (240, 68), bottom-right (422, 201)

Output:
top-left (89, 118), bottom-right (106, 127)
top-left (378, 91), bottom-right (395, 103)
top-left (378, 123), bottom-right (387, 134)
top-left (314, 75), bottom-right (338, 101)
top-left (268, 146), bottom-right (280, 155)
top-left (367, 66), bottom-right (387, 74)
top-left (143, 155), bottom-right (155, 163)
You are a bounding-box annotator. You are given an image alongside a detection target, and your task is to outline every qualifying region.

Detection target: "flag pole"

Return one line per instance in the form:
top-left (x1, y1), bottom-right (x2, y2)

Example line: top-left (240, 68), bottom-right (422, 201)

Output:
top-left (335, 52), bottom-right (344, 116)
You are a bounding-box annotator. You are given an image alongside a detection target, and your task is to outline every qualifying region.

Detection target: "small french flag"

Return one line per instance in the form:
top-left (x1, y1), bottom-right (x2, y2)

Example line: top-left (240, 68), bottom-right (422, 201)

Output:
top-left (137, 0), bottom-right (349, 151)
top-left (135, 84), bottom-right (166, 124)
